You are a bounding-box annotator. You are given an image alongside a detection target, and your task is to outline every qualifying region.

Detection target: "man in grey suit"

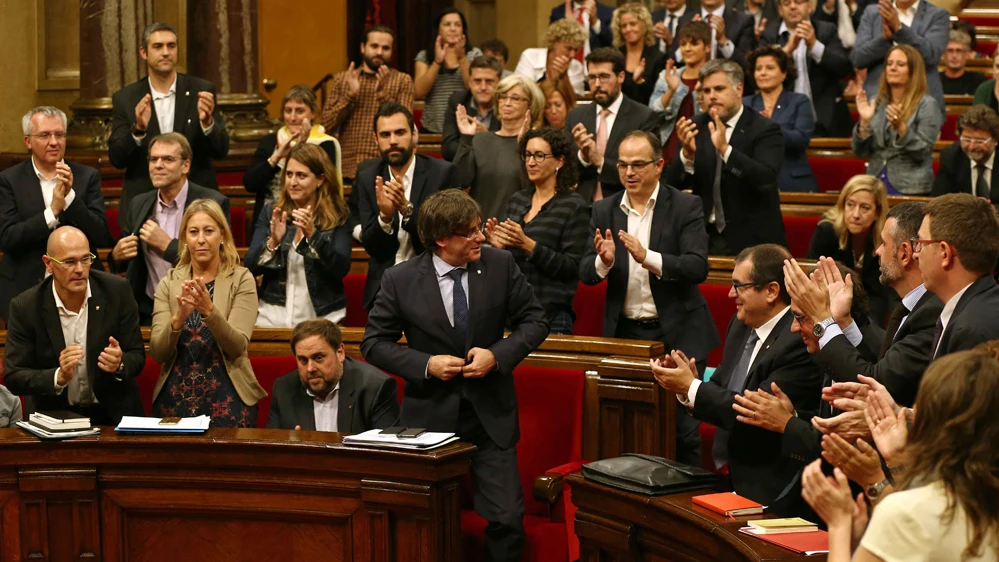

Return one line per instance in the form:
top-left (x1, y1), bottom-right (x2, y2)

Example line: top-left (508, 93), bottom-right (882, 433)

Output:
top-left (107, 132), bottom-right (230, 325)
top-left (268, 319), bottom-right (400, 432)
top-left (851, 0), bottom-right (950, 109)
top-left (566, 48), bottom-right (658, 202)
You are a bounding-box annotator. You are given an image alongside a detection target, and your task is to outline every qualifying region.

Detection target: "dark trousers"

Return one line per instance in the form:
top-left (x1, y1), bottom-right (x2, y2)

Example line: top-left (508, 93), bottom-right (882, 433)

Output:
top-left (615, 317), bottom-right (703, 468)
top-left (457, 400), bottom-right (525, 562)
top-left (708, 223), bottom-right (733, 256)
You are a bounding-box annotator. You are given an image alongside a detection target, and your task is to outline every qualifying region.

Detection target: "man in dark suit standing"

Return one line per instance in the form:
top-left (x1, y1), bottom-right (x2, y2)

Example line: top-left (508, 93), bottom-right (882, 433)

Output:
top-left (550, 0), bottom-right (615, 55)
top-left (361, 189), bottom-right (549, 562)
top-left (0, 107), bottom-right (112, 322)
top-left (667, 59), bottom-right (786, 255)
top-left (108, 22), bottom-right (228, 228)
top-left (358, 103), bottom-right (459, 310)
top-left (917, 193), bottom-right (999, 359)
top-left (787, 203), bottom-right (941, 407)
top-left (567, 48), bottom-right (658, 201)
top-left (107, 133), bottom-right (230, 325)
top-left (933, 105), bottom-right (999, 199)
top-left (3, 227), bottom-right (145, 426)
top-left (441, 56), bottom-right (503, 162)
top-left (268, 319), bottom-right (399, 432)
top-left (759, 0), bottom-right (853, 137)
top-left (669, 0), bottom-right (756, 69)
top-left (650, 244), bottom-right (821, 512)
top-left (579, 131), bottom-right (718, 466)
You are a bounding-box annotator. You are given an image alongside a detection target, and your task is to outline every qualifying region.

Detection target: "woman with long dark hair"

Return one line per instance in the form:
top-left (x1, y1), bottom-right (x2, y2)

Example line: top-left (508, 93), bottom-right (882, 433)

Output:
top-left (414, 8), bottom-right (481, 133)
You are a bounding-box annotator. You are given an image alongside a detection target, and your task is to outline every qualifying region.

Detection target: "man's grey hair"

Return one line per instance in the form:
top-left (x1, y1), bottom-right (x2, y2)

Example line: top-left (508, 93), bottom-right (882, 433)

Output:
top-left (21, 106), bottom-right (67, 136)
top-left (141, 22), bottom-right (178, 49)
top-left (699, 59), bottom-right (744, 89)
top-left (950, 29), bottom-right (972, 48)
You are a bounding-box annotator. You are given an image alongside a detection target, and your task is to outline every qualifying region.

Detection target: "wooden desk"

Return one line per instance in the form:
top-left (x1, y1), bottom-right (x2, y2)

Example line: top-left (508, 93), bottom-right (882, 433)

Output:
top-left (0, 427), bottom-right (474, 562)
top-left (568, 474), bottom-right (826, 561)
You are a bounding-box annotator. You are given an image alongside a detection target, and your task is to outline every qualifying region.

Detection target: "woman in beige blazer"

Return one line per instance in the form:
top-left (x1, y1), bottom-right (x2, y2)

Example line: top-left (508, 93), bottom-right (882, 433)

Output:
top-left (150, 198), bottom-right (266, 427)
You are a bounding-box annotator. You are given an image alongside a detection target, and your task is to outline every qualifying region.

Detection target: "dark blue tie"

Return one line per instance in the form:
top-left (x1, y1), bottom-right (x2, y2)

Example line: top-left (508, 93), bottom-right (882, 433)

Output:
top-left (931, 317), bottom-right (944, 359)
top-left (447, 268), bottom-right (468, 340)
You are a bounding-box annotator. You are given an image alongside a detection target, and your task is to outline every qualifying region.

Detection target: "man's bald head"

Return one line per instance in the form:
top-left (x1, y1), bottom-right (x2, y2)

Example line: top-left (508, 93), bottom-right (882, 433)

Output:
top-left (46, 226), bottom-right (89, 256)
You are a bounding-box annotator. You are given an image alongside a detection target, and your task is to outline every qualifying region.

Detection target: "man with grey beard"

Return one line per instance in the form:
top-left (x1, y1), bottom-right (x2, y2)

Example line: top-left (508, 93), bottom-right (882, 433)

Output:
top-left (933, 105), bottom-right (999, 199)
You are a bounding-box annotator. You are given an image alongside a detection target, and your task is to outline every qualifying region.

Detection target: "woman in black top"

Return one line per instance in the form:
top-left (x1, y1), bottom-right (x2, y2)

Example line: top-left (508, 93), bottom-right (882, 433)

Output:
top-left (613, 2), bottom-right (665, 105)
top-left (243, 85), bottom-right (341, 240)
top-left (486, 127), bottom-right (589, 334)
top-left (807, 174), bottom-right (892, 325)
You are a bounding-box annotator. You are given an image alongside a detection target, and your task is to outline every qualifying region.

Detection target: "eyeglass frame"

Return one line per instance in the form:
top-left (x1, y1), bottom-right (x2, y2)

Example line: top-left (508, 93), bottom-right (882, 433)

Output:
top-left (522, 151), bottom-right (555, 163)
top-left (959, 136), bottom-right (994, 146)
top-left (147, 155), bottom-right (183, 164)
top-left (586, 72), bottom-right (618, 84)
top-left (29, 132), bottom-right (67, 142)
top-left (615, 160), bottom-right (659, 172)
top-left (453, 224), bottom-right (487, 240)
top-left (791, 311), bottom-right (808, 324)
top-left (909, 238), bottom-right (945, 253)
top-left (731, 280), bottom-right (758, 293)
top-left (46, 252), bottom-right (97, 269)
top-left (497, 93), bottom-right (528, 104)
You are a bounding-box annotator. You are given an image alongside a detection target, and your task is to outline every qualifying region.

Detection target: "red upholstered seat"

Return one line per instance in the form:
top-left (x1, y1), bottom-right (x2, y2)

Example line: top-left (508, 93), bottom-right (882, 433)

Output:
top-left (230, 207), bottom-right (246, 247)
top-left (976, 41), bottom-right (998, 59)
top-left (460, 366), bottom-right (585, 562)
top-left (941, 114), bottom-right (960, 141)
top-left (699, 284), bottom-right (735, 368)
top-left (249, 356), bottom-right (299, 425)
top-left (783, 215), bottom-right (821, 259)
top-left (216, 172), bottom-right (244, 187)
top-left (933, 160), bottom-right (941, 175)
top-left (572, 281), bottom-right (607, 337)
top-left (343, 273), bottom-right (368, 327)
top-left (413, 108), bottom-right (423, 131)
top-left (809, 157), bottom-right (868, 192)
top-left (106, 208), bottom-right (122, 241)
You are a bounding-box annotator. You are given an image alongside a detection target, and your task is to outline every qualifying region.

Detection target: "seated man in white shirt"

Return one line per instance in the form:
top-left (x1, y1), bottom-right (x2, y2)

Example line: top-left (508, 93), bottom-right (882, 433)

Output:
top-left (267, 319), bottom-right (399, 432)
top-left (514, 18), bottom-right (589, 96)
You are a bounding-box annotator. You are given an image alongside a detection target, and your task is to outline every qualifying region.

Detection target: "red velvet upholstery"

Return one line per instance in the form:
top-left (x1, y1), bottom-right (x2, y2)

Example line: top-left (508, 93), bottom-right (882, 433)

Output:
top-left (941, 113), bottom-right (960, 141)
top-left (343, 273), bottom-right (368, 327)
top-left (698, 284), bottom-right (735, 367)
top-left (216, 172), bottom-right (244, 187)
top-left (101, 178), bottom-right (124, 188)
top-left (809, 157), bottom-right (868, 193)
top-left (106, 208), bottom-right (122, 241)
top-left (976, 41), bottom-right (998, 59)
top-left (572, 281), bottom-right (607, 337)
top-left (782, 215), bottom-right (821, 258)
top-left (460, 366), bottom-right (585, 562)
top-left (933, 160), bottom-right (941, 175)
top-left (699, 421), bottom-right (719, 472)
top-left (959, 16), bottom-right (999, 27)
top-left (230, 207), bottom-right (246, 247)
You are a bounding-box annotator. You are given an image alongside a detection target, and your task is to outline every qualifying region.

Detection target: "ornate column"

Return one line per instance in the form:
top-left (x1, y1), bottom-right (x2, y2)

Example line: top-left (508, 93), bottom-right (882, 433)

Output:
top-left (187, 0), bottom-right (275, 143)
top-left (67, 0), bottom-right (153, 150)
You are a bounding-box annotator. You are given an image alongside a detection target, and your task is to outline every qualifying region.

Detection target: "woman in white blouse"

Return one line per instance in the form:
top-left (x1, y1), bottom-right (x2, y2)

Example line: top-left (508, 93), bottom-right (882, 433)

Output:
top-left (245, 143), bottom-right (352, 327)
top-left (803, 348), bottom-right (999, 562)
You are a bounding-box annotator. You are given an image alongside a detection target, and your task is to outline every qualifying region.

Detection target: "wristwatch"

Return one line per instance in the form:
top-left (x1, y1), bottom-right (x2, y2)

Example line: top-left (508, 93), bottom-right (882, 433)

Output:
top-left (131, 124), bottom-right (146, 137)
top-left (401, 202), bottom-right (414, 221)
top-left (865, 477), bottom-right (891, 500)
top-left (812, 317), bottom-right (837, 338)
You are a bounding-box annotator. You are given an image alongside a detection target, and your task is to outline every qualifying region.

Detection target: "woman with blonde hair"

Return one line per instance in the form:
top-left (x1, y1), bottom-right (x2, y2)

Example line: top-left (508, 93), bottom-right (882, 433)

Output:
top-left (852, 45), bottom-right (943, 195)
top-left (150, 198), bottom-right (265, 427)
top-left (803, 349), bottom-right (999, 561)
top-left (539, 77), bottom-right (576, 130)
top-left (612, 2), bottom-right (664, 104)
top-left (245, 143), bottom-right (351, 327)
top-left (807, 174), bottom-right (891, 323)
top-left (513, 18), bottom-right (589, 96)
top-left (454, 74), bottom-right (544, 221)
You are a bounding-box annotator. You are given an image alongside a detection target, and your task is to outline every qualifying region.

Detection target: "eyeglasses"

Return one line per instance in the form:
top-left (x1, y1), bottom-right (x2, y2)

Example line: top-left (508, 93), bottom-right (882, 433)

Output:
top-left (586, 73), bottom-right (616, 84)
top-left (959, 136), bottom-right (993, 146)
top-left (497, 93), bottom-right (527, 103)
top-left (46, 253), bottom-right (97, 269)
top-left (791, 311), bottom-right (807, 324)
top-left (616, 160), bottom-right (657, 172)
top-left (31, 132), bottom-right (67, 141)
top-left (454, 224), bottom-right (486, 240)
top-left (731, 280), bottom-right (757, 293)
top-left (147, 155), bottom-right (181, 164)
top-left (523, 151), bottom-right (554, 162)
top-left (778, 0), bottom-right (809, 6)
top-left (909, 238), bottom-right (945, 253)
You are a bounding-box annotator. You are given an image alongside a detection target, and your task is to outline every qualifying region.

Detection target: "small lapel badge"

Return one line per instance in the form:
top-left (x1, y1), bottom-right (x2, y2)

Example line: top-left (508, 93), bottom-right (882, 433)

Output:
top-left (477, 269), bottom-right (481, 275)
top-left (95, 306), bottom-right (100, 311)
top-left (185, 91), bottom-right (190, 96)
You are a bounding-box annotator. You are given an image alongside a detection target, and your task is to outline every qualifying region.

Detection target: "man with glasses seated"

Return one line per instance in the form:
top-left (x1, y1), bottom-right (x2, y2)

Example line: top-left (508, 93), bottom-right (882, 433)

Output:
top-left (107, 132), bottom-right (229, 325)
top-left (566, 47), bottom-right (658, 202)
top-left (3, 226), bottom-right (145, 426)
top-left (580, 130), bottom-right (717, 467)
top-left (933, 105), bottom-right (999, 200)
top-left (0, 106), bottom-right (113, 323)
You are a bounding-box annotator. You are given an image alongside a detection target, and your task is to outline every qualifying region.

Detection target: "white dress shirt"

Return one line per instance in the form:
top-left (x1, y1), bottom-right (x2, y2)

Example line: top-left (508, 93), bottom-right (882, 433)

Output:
top-left (933, 281), bottom-right (974, 357)
top-left (307, 383), bottom-right (339, 432)
top-left (680, 306), bottom-right (791, 407)
top-left (514, 47), bottom-right (586, 96)
top-left (680, 104), bottom-right (743, 223)
top-left (377, 156), bottom-right (417, 265)
top-left (578, 92), bottom-right (624, 174)
top-left (970, 151), bottom-right (995, 198)
top-left (659, 6), bottom-right (687, 54)
top-left (895, 0), bottom-right (919, 28)
top-left (594, 186), bottom-right (665, 320)
top-left (31, 157), bottom-right (76, 230)
top-left (896, 283), bottom-right (928, 334)
top-left (778, 21), bottom-right (825, 105)
top-left (703, 6), bottom-right (734, 60)
top-left (133, 75), bottom-right (214, 144)
top-left (52, 282), bottom-right (97, 405)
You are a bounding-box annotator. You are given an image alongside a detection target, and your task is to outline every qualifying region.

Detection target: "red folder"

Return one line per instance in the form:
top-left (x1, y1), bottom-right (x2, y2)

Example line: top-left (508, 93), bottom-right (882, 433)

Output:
top-left (691, 492), bottom-right (764, 517)
top-left (738, 527), bottom-right (829, 554)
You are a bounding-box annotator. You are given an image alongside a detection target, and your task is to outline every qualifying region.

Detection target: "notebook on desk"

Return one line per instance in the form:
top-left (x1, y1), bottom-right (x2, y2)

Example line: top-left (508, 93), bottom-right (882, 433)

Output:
top-left (738, 527), bottom-right (829, 555)
top-left (691, 492), bottom-right (765, 517)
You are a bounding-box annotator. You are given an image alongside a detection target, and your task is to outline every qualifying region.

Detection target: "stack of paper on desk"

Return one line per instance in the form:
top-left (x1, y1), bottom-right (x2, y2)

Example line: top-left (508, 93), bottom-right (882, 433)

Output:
top-left (115, 415), bottom-right (211, 434)
top-left (17, 421), bottom-right (100, 440)
top-left (342, 429), bottom-right (459, 450)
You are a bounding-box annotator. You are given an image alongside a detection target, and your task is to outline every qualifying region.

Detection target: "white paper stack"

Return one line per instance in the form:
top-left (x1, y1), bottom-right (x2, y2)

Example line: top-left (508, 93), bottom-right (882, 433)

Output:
top-left (17, 421), bottom-right (100, 440)
top-left (342, 429), bottom-right (459, 450)
top-left (115, 415), bottom-right (212, 434)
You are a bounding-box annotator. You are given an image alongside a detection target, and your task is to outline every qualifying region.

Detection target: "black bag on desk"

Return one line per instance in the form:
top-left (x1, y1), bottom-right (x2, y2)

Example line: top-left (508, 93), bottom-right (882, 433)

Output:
top-left (581, 453), bottom-right (718, 496)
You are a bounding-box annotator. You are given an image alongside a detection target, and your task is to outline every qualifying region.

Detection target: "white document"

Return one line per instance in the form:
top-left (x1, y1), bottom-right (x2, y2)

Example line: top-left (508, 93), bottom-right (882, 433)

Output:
top-left (342, 429), bottom-right (457, 449)
top-left (116, 415), bottom-right (212, 432)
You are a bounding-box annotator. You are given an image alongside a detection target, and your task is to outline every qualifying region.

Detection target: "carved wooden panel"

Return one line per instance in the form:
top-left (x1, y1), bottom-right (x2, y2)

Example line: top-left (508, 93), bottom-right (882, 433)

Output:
top-left (597, 358), bottom-right (675, 460)
top-left (36, 0), bottom-right (81, 90)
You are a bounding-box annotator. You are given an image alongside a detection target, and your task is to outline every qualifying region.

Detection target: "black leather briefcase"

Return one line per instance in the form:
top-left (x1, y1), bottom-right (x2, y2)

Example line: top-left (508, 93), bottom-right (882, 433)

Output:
top-left (581, 453), bottom-right (718, 496)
